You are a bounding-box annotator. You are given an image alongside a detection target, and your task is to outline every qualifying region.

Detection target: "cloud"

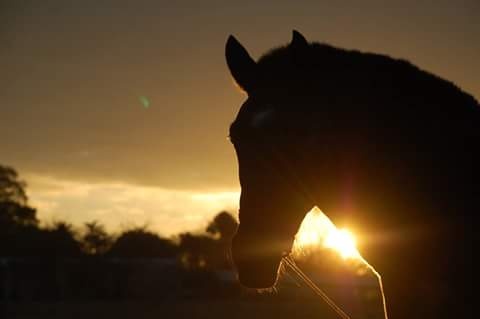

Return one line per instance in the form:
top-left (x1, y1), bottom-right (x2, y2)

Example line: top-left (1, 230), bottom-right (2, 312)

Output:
top-left (26, 174), bottom-right (240, 236)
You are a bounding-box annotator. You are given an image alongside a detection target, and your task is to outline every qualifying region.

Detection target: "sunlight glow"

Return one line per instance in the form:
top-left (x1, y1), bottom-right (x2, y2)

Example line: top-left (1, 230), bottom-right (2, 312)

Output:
top-left (26, 174), bottom-right (240, 236)
top-left (293, 207), bottom-right (361, 259)
top-left (324, 228), bottom-right (359, 259)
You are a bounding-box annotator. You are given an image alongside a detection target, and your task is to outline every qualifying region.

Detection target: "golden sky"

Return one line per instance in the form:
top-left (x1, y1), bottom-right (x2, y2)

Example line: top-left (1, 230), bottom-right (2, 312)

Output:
top-left (1, 0), bottom-right (478, 235)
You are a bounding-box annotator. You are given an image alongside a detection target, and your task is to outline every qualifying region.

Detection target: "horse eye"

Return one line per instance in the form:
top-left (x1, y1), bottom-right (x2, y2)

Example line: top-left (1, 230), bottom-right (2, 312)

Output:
top-left (251, 107), bottom-right (275, 128)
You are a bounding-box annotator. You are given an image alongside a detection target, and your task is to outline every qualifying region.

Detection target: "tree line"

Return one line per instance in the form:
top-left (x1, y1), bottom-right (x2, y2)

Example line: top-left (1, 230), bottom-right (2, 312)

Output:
top-left (0, 164), bottom-right (237, 272)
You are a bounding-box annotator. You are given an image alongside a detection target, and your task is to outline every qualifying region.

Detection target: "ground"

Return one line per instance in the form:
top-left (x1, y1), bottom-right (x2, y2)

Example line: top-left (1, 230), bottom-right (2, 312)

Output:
top-left (1, 299), bottom-right (355, 319)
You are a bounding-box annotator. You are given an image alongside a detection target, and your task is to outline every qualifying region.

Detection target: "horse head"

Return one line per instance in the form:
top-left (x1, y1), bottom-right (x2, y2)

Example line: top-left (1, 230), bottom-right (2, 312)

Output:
top-left (226, 31), bottom-right (326, 288)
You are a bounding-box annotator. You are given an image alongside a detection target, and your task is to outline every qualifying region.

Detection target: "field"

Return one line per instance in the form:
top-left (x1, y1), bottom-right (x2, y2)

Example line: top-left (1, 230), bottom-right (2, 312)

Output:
top-left (2, 299), bottom-right (345, 319)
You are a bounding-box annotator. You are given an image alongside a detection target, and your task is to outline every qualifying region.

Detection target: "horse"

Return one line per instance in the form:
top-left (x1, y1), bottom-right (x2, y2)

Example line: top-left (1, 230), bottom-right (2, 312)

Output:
top-left (225, 31), bottom-right (478, 318)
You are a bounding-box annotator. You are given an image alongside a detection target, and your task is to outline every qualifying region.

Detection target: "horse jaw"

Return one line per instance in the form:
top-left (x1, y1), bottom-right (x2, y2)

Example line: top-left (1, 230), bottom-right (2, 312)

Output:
top-left (231, 228), bottom-right (290, 288)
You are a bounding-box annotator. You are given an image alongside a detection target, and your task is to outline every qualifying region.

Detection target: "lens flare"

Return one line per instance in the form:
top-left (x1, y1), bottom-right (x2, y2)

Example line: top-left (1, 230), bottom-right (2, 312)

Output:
top-left (293, 207), bottom-right (361, 259)
top-left (139, 95), bottom-right (150, 108)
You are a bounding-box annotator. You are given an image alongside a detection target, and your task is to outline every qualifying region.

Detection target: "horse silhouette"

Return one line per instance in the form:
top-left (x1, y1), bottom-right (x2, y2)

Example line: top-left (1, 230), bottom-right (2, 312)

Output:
top-left (225, 31), bottom-right (478, 318)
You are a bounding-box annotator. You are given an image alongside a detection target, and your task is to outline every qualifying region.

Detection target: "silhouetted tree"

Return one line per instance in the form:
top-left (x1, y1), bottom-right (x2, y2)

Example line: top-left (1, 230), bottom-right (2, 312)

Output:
top-left (206, 211), bottom-right (238, 241)
top-left (108, 227), bottom-right (177, 258)
top-left (0, 165), bottom-right (37, 229)
top-left (206, 211), bottom-right (238, 269)
top-left (178, 232), bottom-right (217, 269)
top-left (0, 201), bottom-right (37, 229)
top-left (82, 221), bottom-right (112, 255)
top-left (0, 165), bottom-right (28, 205)
top-left (0, 164), bottom-right (40, 257)
top-left (41, 222), bottom-right (82, 257)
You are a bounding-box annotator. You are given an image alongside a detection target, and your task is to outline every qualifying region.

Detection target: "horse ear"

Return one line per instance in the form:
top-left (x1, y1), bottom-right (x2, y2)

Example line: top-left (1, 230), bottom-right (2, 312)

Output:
top-left (226, 35), bottom-right (257, 93)
top-left (291, 30), bottom-right (308, 48)
top-left (290, 30), bottom-right (310, 64)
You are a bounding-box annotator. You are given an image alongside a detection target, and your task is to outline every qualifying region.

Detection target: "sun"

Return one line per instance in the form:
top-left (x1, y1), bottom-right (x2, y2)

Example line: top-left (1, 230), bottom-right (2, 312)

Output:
top-left (323, 228), bottom-right (360, 259)
top-left (293, 207), bottom-right (361, 259)
top-left (292, 208), bottom-right (388, 318)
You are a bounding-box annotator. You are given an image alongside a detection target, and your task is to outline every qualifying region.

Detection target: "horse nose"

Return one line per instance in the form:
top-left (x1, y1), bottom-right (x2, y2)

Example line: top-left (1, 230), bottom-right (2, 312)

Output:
top-left (232, 233), bottom-right (281, 288)
top-left (235, 258), bottom-right (279, 288)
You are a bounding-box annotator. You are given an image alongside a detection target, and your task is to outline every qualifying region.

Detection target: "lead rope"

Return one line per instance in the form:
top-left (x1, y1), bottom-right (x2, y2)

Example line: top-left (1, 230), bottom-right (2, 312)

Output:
top-left (282, 256), bottom-right (352, 319)
top-left (282, 255), bottom-right (389, 319)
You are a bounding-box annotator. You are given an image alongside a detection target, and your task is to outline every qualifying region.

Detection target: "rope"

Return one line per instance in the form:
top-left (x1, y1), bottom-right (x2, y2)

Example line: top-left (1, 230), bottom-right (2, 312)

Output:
top-left (282, 256), bottom-right (352, 319)
top-left (282, 255), bottom-right (389, 319)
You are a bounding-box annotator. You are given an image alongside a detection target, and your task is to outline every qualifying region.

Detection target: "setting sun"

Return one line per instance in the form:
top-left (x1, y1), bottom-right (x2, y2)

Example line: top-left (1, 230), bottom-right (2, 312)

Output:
top-left (293, 207), bottom-right (361, 259)
top-left (324, 228), bottom-right (359, 259)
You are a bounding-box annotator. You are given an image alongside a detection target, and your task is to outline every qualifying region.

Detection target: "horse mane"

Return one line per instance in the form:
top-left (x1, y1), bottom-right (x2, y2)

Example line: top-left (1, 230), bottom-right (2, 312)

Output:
top-left (255, 41), bottom-right (479, 115)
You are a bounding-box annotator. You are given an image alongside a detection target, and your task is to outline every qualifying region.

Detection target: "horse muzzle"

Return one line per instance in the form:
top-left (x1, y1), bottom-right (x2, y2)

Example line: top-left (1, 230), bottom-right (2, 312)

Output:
top-left (232, 232), bottom-right (284, 288)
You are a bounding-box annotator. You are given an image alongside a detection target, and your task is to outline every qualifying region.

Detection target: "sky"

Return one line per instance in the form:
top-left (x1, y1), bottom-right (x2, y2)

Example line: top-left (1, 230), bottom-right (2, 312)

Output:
top-left (1, 0), bottom-right (479, 236)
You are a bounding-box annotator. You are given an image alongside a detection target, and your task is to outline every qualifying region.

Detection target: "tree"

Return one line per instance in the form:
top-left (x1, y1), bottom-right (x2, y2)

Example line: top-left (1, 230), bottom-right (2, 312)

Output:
top-left (0, 201), bottom-right (37, 228)
top-left (206, 211), bottom-right (238, 270)
top-left (108, 227), bottom-right (177, 258)
top-left (206, 211), bottom-right (238, 241)
top-left (0, 165), bottom-right (28, 205)
top-left (0, 165), bottom-right (37, 228)
top-left (178, 232), bottom-right (217, 269)
top-left (81, 221), bottom-right (112, 255)
top-left (42, 222), bottom-right (82, 257)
